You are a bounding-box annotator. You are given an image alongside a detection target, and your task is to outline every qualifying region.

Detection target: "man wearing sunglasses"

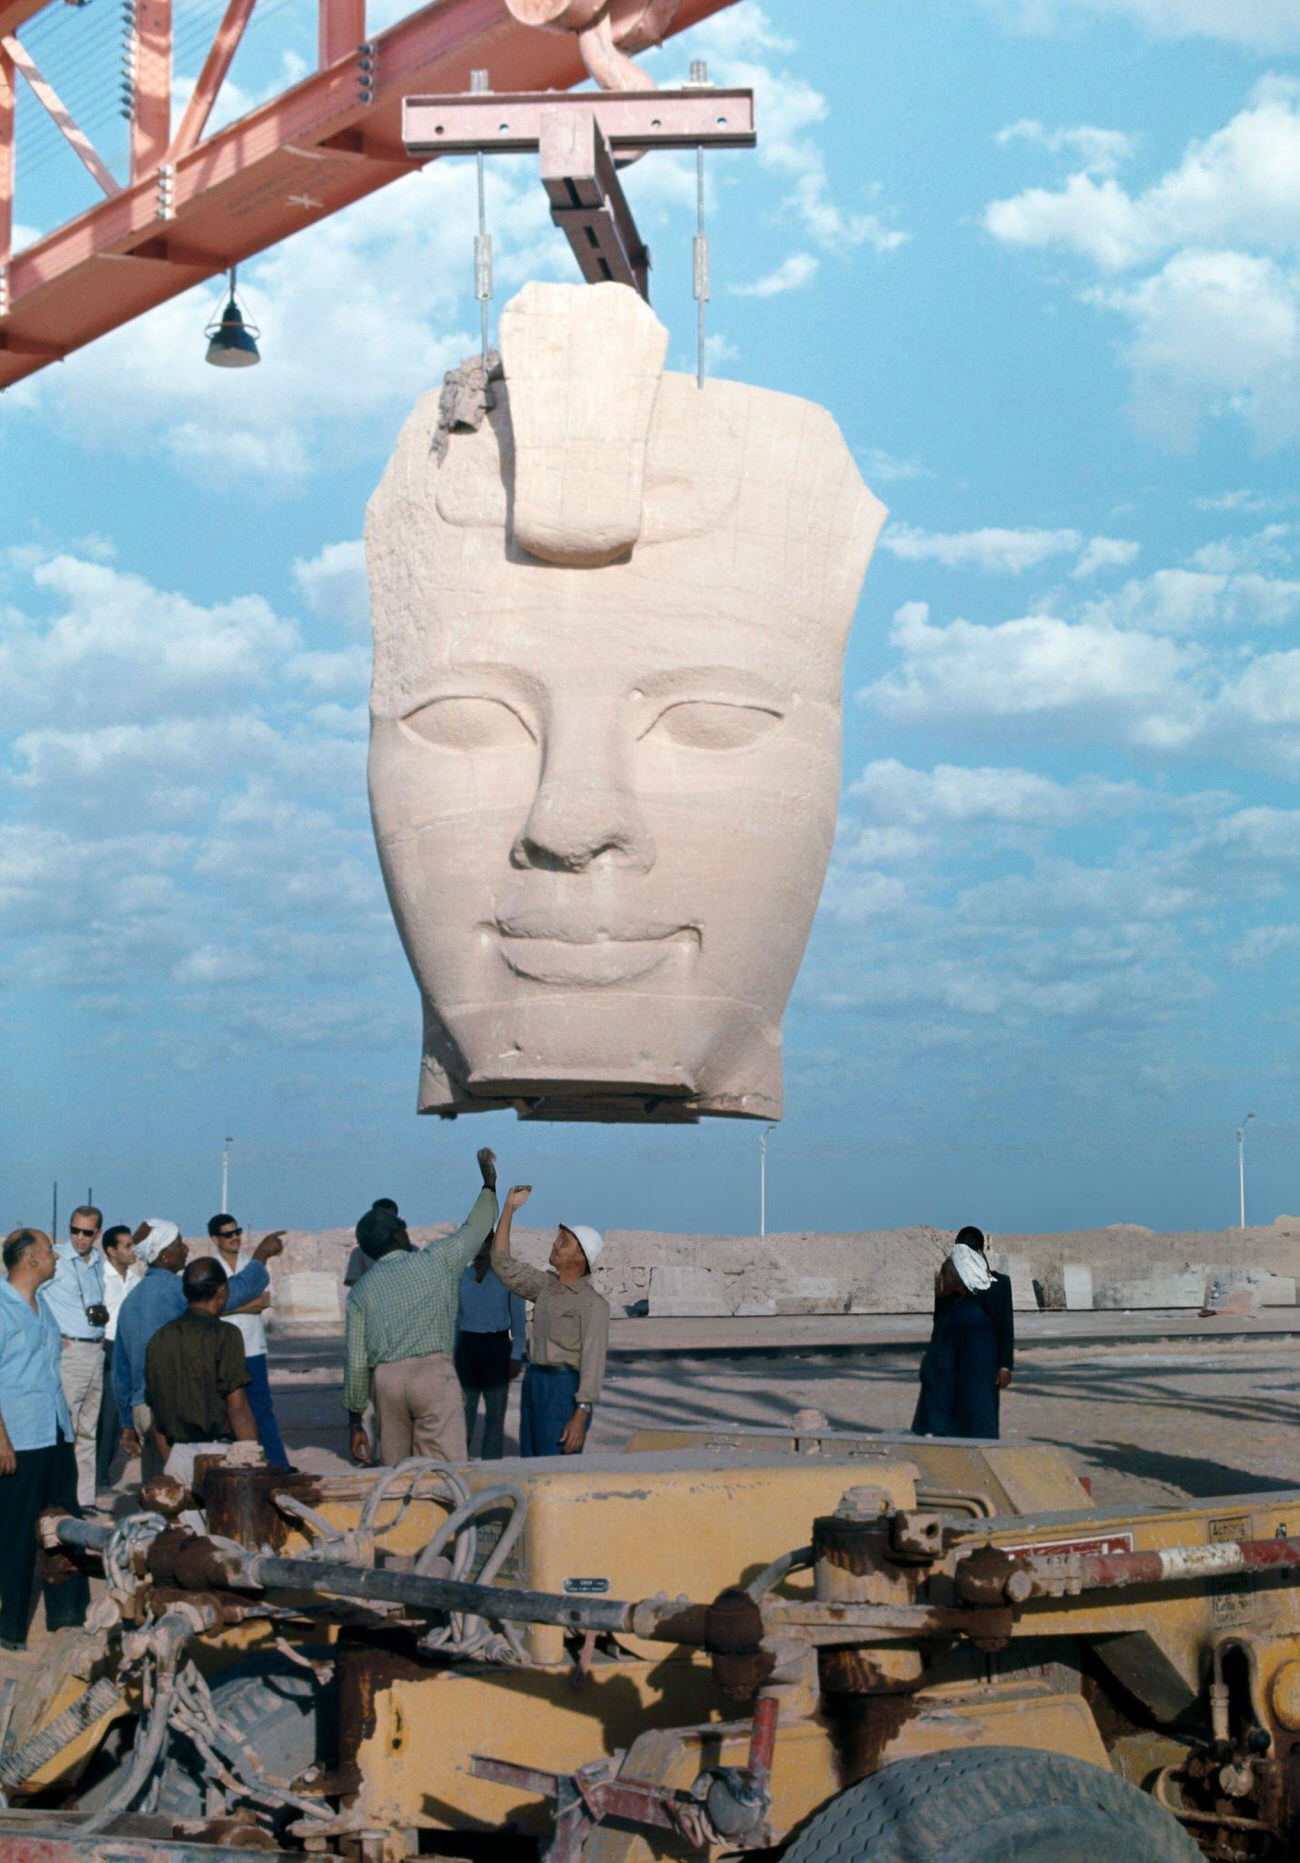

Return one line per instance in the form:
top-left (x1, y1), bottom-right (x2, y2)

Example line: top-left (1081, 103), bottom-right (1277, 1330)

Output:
top-left (38, 1205), bottom-right (109, 1512)
top-left (208, 1214), bottom-right (291, 1470)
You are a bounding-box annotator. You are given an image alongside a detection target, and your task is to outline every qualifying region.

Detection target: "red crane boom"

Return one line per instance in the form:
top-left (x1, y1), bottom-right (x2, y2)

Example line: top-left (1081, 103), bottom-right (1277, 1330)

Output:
top-left (0, 0), bottom-right (737, 390)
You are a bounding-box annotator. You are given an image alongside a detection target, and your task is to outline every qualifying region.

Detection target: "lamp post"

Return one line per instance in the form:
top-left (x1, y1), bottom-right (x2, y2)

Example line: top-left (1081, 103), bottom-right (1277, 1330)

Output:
top-left (759, 1123), bottom-right (776, 1237)
top-left (1236, 1113), bottom-right (1255, 1229)
top-left (221, 1136), bottom-right (234, 1212)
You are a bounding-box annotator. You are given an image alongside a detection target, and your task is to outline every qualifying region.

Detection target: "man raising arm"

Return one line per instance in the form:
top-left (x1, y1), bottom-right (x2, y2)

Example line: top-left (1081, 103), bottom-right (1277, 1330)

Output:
top-left (343, 1149), bottom-right (499, 1467)
top-left (492, 1187), bottom-right (609, 1457)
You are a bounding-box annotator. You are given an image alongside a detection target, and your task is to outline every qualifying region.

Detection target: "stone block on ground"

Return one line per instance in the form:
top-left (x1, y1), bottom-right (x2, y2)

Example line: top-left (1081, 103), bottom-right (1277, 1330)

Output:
top-left (1063, 1264), bottom-right (1094, 1311)
top-left (775, 1276), bottom-right (843, 1314)
top-left (990, 1252), bottom-right (1037, 1311)
top-left (1092, 1267), bottom-right (1206, 1310)
top-left (648, 1266), bottom-right (734, 1318)
top-left (269, 1271), bottom-right (341, 1328)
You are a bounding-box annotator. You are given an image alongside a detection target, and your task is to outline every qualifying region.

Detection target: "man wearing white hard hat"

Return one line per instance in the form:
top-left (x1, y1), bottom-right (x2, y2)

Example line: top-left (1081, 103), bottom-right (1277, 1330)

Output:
top-left (491, 1187), bottom-right (609, 1456)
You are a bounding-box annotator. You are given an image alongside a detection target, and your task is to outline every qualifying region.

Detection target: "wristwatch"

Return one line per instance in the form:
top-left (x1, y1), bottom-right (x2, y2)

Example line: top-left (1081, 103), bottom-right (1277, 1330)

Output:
top-left (575, 1401), bottom-right (593, 1414)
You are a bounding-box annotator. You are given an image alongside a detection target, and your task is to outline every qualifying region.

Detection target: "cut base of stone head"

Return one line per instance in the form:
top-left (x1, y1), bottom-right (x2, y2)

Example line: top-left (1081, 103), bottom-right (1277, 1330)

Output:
top-left (367, 282), bottom-right (886, 1123)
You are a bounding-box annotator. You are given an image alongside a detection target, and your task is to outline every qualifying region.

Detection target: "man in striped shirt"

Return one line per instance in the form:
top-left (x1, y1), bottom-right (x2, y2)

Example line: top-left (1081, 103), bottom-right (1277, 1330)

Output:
top-left (344, 1149), bottom-right (499, 1466)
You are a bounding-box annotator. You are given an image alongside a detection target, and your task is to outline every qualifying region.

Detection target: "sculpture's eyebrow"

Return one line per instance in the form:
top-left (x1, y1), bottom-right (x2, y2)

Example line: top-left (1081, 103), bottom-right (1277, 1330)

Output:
top-left (630, 666), bottom-right (785, 707)
top-left (408, 663), bottom-right (548, 706)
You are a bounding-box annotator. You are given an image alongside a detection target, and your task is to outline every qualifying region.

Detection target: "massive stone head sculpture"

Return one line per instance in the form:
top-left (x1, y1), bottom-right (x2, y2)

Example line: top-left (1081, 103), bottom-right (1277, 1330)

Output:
top-left (367, 282), bottom-right (885, 1122)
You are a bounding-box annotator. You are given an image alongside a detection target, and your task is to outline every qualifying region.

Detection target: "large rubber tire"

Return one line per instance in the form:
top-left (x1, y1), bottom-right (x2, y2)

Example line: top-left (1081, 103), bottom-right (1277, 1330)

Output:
top-left (77, 1652), bottom-right (335, 1826)
top-left (156, 1652), bottom-right (336, 1821)
top-left (781, 1746), bottom-right (1204, 1863)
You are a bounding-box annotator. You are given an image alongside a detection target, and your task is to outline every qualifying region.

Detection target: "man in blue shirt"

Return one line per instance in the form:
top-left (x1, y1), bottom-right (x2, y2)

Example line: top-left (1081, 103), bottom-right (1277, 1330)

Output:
top-left (114, 1219), bottom-right (280, 1482)
top-left (40, 1203), bottom-right (109, 1513)
top-left (0, 1228), bottom-right (91, 1650)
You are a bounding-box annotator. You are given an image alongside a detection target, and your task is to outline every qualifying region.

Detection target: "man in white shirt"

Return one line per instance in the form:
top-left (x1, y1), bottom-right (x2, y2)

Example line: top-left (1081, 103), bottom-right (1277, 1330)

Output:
top-left (209, 1213), bottom-right (291, 1469)
top-left (96, 1225), bottom-right (143, 1492)
top-left (38, 1204), bottom-right (109, 1511)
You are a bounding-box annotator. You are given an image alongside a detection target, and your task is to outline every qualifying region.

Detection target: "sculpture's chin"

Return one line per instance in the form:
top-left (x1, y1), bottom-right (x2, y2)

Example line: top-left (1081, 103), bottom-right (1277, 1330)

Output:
top-left (416, 993), bottom-right (782, 1123)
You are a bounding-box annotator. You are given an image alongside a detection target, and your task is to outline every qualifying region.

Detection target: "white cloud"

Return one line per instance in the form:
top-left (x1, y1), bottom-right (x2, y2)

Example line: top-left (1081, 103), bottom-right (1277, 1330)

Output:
top-left (856, 446), bottom-right (934, 483)
top-left (1194, 489), bottom-right (1287, 514)
top-left (860, 601), bottom-right (1205, 745)
top-left (986, 82), bottom-right (1300, 271)
top-left (986, 84), bottom-right (1300, 449)
top-left (1080, 565), bottom-right (1300, 632)
top-left (1073, 535), bottom-right (1141, 578)
top-left (976, 0), bottom-right (1300, 52)
top-left (847, 759), bottom-right (1142, 829)
top-left (996, 118), bottom-right (1138, 177)
top-left (0, 553), bottom-right (298, 728)
top-left (293, 539), bottom-right (368, 634)
top-left (880, 523), bottom-right (1085, 574)
top-left (0, 547), bottom-right (383, 1027)
top-left (1186, 524), bottom-right (1291, 572)
top-left (732, 251), bottom-right (819, 296)
top-left (1095, 248), bottom-right (1300, 450)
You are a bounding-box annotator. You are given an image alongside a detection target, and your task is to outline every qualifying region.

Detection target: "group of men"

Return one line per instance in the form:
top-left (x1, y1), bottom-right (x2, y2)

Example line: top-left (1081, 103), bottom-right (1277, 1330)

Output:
top-left (0, 1207), bottom-right (288, 1650)
top-left (343, 1148), bottom-right (610, 1467)
top-left (0, 1149), bottom-right (613, 1650)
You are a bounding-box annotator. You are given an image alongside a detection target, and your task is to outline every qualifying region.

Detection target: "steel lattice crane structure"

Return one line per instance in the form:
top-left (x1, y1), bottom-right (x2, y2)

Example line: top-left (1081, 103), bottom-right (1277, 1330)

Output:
top-left (0, 0), bottom-right (739, 391)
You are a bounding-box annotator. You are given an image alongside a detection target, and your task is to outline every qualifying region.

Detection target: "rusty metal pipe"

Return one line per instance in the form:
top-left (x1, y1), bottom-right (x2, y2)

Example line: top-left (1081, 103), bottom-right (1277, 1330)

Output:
top-left (1003, 1536), bottom-right (1300, 1601)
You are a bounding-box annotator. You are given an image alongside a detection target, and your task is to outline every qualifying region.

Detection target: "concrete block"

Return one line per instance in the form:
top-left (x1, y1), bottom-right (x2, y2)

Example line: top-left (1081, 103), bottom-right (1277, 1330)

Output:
top-left (990, 1252), bottom-right (1037, 1311)
top-left (775, 1276), bottom-right (842, 1314)
top-left (1063, 1264), bottom-right (1093, 1311)
top-left (648, 1266), bottom-right (733, 1318)
top-left (1260, 1275), bottom-right (1297, 1306)
top-left (1092, 1268), bottom-right (1205, 1310)
top-left (269, 1271), bottom-right (341, 1328)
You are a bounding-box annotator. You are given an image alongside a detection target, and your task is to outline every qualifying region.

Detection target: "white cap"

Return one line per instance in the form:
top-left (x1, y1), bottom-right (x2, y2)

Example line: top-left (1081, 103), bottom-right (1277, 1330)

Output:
top-left (136, 1220), bottom-right (181, 1266)
top-left (564, 1223), bottom-right (604, 1270)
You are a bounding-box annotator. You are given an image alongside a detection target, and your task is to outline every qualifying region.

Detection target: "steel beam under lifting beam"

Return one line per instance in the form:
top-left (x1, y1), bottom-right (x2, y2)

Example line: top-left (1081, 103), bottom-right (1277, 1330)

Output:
top-left (401, 86), bottom-right (756, 156)
top-left (540, 110), bottom-right (647, 296)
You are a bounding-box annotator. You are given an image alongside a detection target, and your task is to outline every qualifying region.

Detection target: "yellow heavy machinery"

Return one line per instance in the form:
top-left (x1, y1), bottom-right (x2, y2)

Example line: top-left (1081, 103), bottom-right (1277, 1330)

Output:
top-left (0, 1427), bottom-right (1297, 1862)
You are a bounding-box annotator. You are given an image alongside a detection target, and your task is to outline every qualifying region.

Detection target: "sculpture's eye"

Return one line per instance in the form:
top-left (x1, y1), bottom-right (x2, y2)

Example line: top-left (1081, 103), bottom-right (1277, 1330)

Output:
top-left (644, 701), bottom-right (782, 751)
top-left (402, 697), bottom-right (535, 749)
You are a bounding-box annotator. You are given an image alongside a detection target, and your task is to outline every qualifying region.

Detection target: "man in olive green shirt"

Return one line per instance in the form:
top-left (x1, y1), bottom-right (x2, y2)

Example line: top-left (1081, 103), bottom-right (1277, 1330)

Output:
top-left (145, 1257), bottom-right (258, 1481)
top-left (491, 1184), bottom-right (609, 1456)
top-left (343, 1149), bottom-right (500, 1466)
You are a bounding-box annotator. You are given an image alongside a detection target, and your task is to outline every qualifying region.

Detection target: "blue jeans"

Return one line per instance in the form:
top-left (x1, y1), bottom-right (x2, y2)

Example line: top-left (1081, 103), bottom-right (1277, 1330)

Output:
top-left (245, 1355), bottom-right (290, 1469)
top-left (520, 1364), bottom-right (581, 1457)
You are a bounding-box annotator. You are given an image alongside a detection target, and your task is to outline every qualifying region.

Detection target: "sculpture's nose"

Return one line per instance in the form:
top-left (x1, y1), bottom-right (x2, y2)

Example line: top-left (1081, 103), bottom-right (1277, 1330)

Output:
top-left (512, 728), bottom-right (655, 873)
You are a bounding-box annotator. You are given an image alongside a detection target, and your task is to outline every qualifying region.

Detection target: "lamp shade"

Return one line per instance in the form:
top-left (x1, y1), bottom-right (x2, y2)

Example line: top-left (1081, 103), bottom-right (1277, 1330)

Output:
top-left (205, 294), bottom-right (260, 368)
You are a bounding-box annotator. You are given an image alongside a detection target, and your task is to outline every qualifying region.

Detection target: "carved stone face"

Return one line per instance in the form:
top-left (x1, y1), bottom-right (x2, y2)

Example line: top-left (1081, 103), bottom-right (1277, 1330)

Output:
top-left (367, 284), bottom-right (885, 1121)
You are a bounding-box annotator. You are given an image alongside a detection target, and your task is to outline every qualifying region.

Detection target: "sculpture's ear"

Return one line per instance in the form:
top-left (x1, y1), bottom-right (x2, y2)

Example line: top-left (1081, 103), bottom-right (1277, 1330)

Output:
top-left (500, 281), bottom-right (669, 566)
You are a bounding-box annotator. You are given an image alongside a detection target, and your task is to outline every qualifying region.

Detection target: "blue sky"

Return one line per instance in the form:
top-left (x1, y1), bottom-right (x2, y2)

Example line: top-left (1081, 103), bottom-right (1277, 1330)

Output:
top-left (5, 0), bottom-right (1300, 1241)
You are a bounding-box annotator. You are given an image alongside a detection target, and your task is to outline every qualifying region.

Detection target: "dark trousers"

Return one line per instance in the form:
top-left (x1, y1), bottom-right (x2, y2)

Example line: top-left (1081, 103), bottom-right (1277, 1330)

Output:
top-left (456, 1331), bottom-right (512, 1460)
top-left (96, 1339), bottom-right (119, 1489)
top-left (912, 1296), bottom-right (1001, 1439)
top-left (245, 1355), bottom-right (290, 1469)
top-left (0, 1434), bottom-right (91, 1647)
top-left (520, 1363), bottom-right (580, 1458)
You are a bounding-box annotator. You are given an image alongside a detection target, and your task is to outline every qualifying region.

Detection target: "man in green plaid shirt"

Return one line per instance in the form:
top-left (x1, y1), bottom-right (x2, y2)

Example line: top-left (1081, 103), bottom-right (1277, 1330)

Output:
top-left (344, 1148), bottom-right (499, 1465)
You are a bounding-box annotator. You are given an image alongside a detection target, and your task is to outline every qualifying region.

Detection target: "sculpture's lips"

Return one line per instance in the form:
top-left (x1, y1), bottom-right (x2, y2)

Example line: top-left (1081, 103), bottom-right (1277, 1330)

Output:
top-left (492, 923), bottom-right (699, 986)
